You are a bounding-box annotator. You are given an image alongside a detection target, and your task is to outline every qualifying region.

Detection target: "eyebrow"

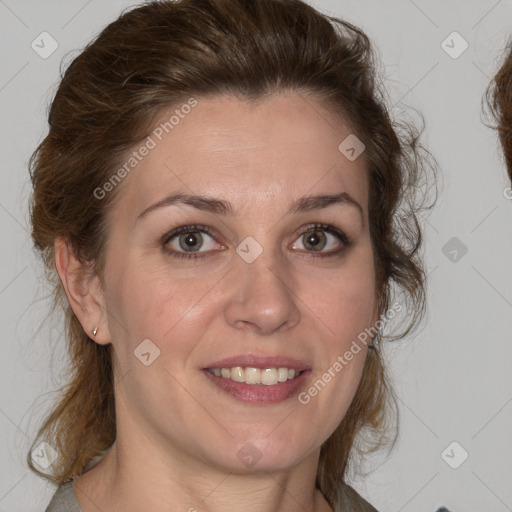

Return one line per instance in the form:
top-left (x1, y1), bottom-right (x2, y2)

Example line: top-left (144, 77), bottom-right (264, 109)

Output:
top-left (136, 192), bottom-right (363, 221)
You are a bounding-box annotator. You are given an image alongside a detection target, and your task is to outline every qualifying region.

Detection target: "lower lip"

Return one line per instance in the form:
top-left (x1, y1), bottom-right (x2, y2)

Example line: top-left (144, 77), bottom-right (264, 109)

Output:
top-left (202, 369), bottom-right (311, 404)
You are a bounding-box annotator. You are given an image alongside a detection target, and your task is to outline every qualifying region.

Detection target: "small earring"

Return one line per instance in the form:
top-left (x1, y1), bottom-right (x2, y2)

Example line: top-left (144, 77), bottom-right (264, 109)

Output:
top-left (92, 327), bottom-right (98, 337)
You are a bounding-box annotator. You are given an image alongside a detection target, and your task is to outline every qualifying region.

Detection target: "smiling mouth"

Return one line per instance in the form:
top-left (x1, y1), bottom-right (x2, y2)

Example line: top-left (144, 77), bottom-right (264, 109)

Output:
top-left (206, 366), bottom-right (304, 386)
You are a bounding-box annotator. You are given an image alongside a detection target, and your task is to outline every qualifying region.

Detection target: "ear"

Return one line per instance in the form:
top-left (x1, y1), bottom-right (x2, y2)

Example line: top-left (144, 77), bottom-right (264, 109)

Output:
top-left (54, 237), bottom-right (111, 345)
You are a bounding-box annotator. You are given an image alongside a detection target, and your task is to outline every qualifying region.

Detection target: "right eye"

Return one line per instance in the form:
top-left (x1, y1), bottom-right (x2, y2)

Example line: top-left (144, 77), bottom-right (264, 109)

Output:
top-left (163, 225), bottom-right (225, 259)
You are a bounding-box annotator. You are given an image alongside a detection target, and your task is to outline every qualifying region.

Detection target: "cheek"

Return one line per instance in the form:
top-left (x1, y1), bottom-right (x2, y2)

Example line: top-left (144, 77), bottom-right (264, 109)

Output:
top-left (300, 261), bottom-right (377, 343)
top-left (105, 255), bottom-right (221, 353)
top-left (311, 279), bottom-right (374, 328)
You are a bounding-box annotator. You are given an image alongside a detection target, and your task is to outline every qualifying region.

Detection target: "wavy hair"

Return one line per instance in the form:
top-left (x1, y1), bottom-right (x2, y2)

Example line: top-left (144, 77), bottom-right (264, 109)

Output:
top-left (485, 40), bottom-right (512, 182)
top-left (27, 0), bottom-right (436, 509)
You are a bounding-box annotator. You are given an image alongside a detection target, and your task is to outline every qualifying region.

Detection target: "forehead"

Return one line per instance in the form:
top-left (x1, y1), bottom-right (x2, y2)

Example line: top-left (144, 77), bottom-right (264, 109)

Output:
top-left (111, 93), bottom-right (368, 218)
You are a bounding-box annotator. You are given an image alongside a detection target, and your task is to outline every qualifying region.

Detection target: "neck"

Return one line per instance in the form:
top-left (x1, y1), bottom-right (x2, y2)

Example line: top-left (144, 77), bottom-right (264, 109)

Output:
top-left (72, 438), bottom-right (333, 512)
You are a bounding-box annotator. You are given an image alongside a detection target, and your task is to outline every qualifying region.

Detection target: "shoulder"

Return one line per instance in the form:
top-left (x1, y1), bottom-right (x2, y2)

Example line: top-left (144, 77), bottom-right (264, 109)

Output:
top-left (44, 481), bottom-right (83, 512)
top-left (338, 481), bottom-right (379, 512)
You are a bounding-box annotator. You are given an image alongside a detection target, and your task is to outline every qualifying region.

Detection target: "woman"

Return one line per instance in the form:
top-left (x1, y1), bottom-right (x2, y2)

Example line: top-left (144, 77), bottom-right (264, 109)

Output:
top-left (28, 0), bottom-right (435, 510)
top-left (486, 41), bottom-right (512, 183)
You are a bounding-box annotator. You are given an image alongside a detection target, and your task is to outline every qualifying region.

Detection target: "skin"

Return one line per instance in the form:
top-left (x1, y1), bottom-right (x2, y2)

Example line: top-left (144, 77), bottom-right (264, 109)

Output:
top-left (55, 92), bottom-right (379, 512)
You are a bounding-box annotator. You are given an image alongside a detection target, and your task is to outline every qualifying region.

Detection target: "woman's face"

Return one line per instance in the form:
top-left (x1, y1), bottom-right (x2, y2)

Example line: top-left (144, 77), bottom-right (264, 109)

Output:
top-left (98, 92), bottom-right (379, 473)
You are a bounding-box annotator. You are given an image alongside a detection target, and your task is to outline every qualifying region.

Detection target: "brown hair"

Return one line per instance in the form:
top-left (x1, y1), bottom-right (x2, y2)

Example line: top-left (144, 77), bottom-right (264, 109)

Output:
top-left (486, 40), bottom-right (512, 182)
top-left (27, 0), bottom-right (436, 509)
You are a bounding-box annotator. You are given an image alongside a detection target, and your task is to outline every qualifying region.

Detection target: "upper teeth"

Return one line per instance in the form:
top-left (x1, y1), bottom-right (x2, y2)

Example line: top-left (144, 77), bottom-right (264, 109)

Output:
top-left (207, 367), bottom-right (300, 385)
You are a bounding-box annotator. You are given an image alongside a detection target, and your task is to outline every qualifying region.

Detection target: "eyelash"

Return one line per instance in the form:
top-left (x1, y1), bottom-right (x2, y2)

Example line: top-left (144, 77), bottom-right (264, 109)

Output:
top-left (162, 223), bottom-right (352, 260)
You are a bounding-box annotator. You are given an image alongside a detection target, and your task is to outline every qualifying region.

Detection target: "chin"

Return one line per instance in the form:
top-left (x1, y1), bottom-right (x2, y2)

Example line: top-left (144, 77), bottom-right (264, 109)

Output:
top-left (223, 437), bottom-right (314, 474)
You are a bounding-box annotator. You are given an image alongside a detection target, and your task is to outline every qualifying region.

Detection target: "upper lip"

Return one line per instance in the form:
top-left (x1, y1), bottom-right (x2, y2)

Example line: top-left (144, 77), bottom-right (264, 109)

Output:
top-left (204, 354), bottom-right (311, 371)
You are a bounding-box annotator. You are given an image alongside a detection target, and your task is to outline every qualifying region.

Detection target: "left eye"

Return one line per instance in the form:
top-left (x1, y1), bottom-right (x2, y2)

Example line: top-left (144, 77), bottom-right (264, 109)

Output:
top-left (291, 228), bottom-right (343, 253)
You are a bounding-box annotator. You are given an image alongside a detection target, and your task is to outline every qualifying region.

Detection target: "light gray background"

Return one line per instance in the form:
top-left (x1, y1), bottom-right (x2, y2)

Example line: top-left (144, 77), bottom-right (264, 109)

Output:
top-left (1, 0), bottom-right (512, 511)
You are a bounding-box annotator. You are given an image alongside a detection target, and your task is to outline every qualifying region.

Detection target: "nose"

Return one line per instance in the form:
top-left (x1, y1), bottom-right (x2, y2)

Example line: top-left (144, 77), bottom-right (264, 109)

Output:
top-left (223, 253), bottom-right (301, 336)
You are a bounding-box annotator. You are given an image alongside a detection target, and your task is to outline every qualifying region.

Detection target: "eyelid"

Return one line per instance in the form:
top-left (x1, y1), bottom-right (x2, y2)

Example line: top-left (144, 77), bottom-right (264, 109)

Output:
top-left (293, 223), bottom-right (351, 244)
top-left (162, 224), bottom-right (220, 245)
